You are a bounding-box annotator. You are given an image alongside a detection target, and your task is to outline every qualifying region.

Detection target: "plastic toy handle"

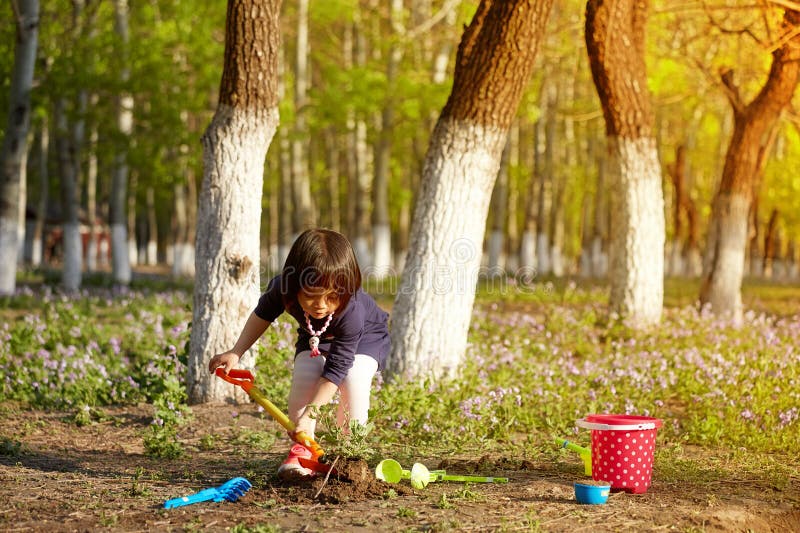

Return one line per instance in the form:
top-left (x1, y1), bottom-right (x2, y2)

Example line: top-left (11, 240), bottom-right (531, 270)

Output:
top-left (555, 438), bottom-right (590, 454)
top-left (215, 368), bottom-right (255, 392)
top-left (437, 473), bottom-right (508, 483)
top-left (215, 367), bottom-right (327, 462)
top-left (576, 418), bottom-right (658, 431)
top-left (163, 488), bottom-right (218, 509)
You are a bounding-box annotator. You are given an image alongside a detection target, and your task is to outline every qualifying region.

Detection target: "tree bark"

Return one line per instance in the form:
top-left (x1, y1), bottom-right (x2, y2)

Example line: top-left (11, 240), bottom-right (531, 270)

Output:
top-left (763, 209), bottom-right (779, 279)
top-left (0, 0), bottom-right (39, 294)
top-left (586, 0), bottom-right (664, 327)
top-left (487, 137), bottom-right (510, 276)
top-left (389, 0), bottom-right (554, 381)
top-left (371, 0), bottom-right (404, 280)
top-left (520, 121), bottom-right (540, 274)
top-left (668, 145), bottom-right (687, 276)
top-left (110, 0), bottom-right (133, 285)
top-left (290, 0), bottom-right (314, 233)
top-left (189, 0), bottom-right (282, 404)
top-left (55, 99), bottom-right (82, 292)
top-left (699, 8), bottom-right (800, 322)
top-left (30, 115), bottom-right (48, 267)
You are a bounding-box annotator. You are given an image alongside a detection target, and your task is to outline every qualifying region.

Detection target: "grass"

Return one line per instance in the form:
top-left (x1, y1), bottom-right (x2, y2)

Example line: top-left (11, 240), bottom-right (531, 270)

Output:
top-left (1, 273), bottom-right (799, 483)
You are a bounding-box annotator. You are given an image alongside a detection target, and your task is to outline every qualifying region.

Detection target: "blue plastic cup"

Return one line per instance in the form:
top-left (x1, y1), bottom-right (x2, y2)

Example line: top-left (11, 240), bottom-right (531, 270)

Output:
top-left (574, 482), bottom-right (611, 504)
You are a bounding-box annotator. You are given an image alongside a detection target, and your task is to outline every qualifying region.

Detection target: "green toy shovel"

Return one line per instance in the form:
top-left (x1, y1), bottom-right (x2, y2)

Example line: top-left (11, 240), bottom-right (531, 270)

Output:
top-left (375, 459), bottom-right (508, 489)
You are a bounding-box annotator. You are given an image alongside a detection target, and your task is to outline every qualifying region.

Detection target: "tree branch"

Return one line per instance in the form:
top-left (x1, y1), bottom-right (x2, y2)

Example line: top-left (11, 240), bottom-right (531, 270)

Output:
top-left (407, 0), bottom-right (462, 40)
top-left (719, 67), bottom-right (746, 113)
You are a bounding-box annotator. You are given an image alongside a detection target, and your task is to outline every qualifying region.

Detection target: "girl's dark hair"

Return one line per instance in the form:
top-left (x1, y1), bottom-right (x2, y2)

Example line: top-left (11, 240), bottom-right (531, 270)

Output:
top-left (281, 228), bottom-right (362, 312)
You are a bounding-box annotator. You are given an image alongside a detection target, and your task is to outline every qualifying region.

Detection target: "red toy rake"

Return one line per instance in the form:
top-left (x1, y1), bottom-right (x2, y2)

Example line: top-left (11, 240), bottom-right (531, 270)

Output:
top-left (215, 368), bottom-right (332, 474)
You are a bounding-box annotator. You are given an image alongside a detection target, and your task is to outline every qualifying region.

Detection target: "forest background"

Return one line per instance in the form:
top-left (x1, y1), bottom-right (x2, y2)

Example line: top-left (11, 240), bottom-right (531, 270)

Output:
top-left (2, 0), bottom-right (799, 289)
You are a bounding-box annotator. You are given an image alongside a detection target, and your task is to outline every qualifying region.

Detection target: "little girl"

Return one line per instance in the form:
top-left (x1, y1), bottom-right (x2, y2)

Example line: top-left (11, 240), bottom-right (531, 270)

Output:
top-left (208, 228), bottom-right (390, 478)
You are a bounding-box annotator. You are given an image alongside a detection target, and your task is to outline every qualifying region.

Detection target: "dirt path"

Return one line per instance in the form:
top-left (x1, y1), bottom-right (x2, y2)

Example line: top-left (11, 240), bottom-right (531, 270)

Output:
top-left (1, 403), bottom-right (798, 532)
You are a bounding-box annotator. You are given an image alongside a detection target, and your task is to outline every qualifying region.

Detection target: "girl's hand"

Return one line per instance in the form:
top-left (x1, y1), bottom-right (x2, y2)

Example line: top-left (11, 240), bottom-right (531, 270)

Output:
top-left (208, 351), bottom-right (240, 374)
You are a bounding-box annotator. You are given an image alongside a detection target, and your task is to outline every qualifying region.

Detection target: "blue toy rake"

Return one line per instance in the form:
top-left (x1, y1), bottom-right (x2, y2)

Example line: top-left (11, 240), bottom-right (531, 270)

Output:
top-left (163, 477), bottom-right (252, 508)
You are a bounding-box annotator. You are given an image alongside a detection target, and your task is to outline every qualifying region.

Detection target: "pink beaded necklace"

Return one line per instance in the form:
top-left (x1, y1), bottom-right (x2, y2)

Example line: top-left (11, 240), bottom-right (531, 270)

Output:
top-left (304, 312), bottom-right (333, 357)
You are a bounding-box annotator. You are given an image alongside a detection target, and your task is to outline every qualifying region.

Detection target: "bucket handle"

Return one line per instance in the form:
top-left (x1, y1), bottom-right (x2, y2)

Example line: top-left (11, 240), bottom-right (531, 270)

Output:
top-left (576, 418), bottom-right (658, 431)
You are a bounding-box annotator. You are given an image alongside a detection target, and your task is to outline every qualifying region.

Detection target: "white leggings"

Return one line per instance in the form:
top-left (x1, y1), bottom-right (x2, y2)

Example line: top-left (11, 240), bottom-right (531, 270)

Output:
top-left (287, 351), bottom-right (378, 438)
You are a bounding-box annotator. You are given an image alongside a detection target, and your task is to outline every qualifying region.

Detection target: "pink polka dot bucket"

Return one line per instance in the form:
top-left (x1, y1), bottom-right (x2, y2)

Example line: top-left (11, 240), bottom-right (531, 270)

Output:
top-left (575, 414), bottom-right (663, 494)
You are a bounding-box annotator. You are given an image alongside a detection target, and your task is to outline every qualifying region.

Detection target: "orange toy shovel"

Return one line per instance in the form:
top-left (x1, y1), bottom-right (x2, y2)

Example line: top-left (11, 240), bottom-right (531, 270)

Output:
top-left (215, 368), bottom-right (332, 473)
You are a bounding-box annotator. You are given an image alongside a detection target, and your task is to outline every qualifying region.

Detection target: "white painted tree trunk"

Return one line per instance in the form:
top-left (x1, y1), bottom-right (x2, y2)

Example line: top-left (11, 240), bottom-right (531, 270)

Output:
top-left (189, 105), bottom-right (277, 403)
top-left (550, 243), bottom-right (563, 277)
top-left (371, 223), bottom-right (392, 278)
top-left (290, 0), bottom-right (314, 231)
top-left (31, 117), bottom-right (48, 268)
top-left (519, 230), bottom-right (536, 273)
top-left (668, 241), bottom-right (684, 277)
top-left (685, 247), bottom-right (702, 278)
top-left (171, 182), bottom-right (195, 278)
top-left (536, 233), bottom-right (550, 275)
top-left (146, 187), bottom-right (157, 266)
top-left (607, 136), bottom-right (664, 326)
top-left (0, 0), bottom-right (39, 294)
top-left (85, 121), bottom-right (98, 272)
top-left (111, 0), bottom-right (132, 285)
top-left (56, 98), bottom-right (82, 292)
top-left (389, 118), bottom-right (507, 380)
top-left (487, 231), bottom-right (505, 277)
top-left (591, 235), bottom-right (607, 278)
top-left (701, 193), bottom-right (748, 324)
top-left (62, 223), bottom-right (82, 291)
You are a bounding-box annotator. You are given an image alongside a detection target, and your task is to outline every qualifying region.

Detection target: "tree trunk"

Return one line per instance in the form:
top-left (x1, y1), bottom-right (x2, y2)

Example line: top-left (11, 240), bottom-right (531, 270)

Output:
top-left (31, 115), bottom-right (48, 267)
top-left (519, 121), bottom-right (539, 274)
top-left (591, 141), bottom-right (608, 278)
top-left (189, 0), bottom-right (282, 404)
top-left (668, 145), bottom-right (687, 276)
top-left (763, 209), bottom-right (779, 279)
top-left (389, 0), bottom-right (554, 381)
top-left (290, 0), bottom-right (314, 233)
top-left (55, 99), bottom-right (82, 292)
top-left (172, 180), bottom-right (194, 277)
top-left (276, 45), bottom-right (293, 268)
top-left (536, 85), bottom-right (555, 275)
top-left (0, 0), bottom-right (39, 294)
top-left (700, 8), bottom-right (800, 321)
top-left (350, 11), bottom-right (372, 268)
top-left (146, 187), bottom-right (158, 266)
top-left (324, 128), bottom-right (341, 233)
top-left (747, 197), bottom-right (762, 278)
top-left (371, 0), bottom-right (404, 280)
top-left (85, 111), bottom-right (99, 272)
top-left (487, 137), bottom-right (510, 276)
top-left (586, 0), bottom-right (664, 327)
top-left (110, 0), bottom-right (133, 285)
top-left (505, 122), bottom-right (520, 273)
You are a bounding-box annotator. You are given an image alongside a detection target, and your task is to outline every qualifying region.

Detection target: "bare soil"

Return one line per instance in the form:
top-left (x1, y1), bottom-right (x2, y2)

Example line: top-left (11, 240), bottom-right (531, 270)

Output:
top-left (1, 402), bottom-right (798, 532)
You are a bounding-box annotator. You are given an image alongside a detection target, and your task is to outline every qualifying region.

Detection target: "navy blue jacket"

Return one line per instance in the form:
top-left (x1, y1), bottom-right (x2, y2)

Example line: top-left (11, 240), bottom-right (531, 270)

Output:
top-left (254, 275), bottom-right (390, 385)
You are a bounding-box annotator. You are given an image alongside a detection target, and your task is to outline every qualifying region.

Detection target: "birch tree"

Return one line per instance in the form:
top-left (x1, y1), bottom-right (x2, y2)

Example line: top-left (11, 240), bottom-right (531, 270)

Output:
top-left (699, 7), bottom-right (800, 322)
top-left (110, 0), bottom-right (133, 285)
top-left (585, 0), bottom-right (665, 327)
top-left (188, 0), bottom-right (283, 404)
top-left (389, 0), bottom-right (555, 380)
top-left (0, 0), bottom-right (39, 295)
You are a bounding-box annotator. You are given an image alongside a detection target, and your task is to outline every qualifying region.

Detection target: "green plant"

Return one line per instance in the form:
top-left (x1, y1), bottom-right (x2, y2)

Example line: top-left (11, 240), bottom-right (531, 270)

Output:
top-left (434, 493), bottom-right (454, 509)
top-left (396, 506), bottom-right (417, 518)
top-left (143, 370), bottom-right (191, 459)
top-left (314, 408), bottom-right (376, 460)
top-left (129, 467), bottom-right (152, 497)
top-left (0, 437), bottom-right (22, 457)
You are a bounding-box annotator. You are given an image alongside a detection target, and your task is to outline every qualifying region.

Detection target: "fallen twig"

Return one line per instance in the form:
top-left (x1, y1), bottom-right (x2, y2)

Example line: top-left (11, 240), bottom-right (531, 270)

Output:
top-left (313, 455), bottom-right (339, 499)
